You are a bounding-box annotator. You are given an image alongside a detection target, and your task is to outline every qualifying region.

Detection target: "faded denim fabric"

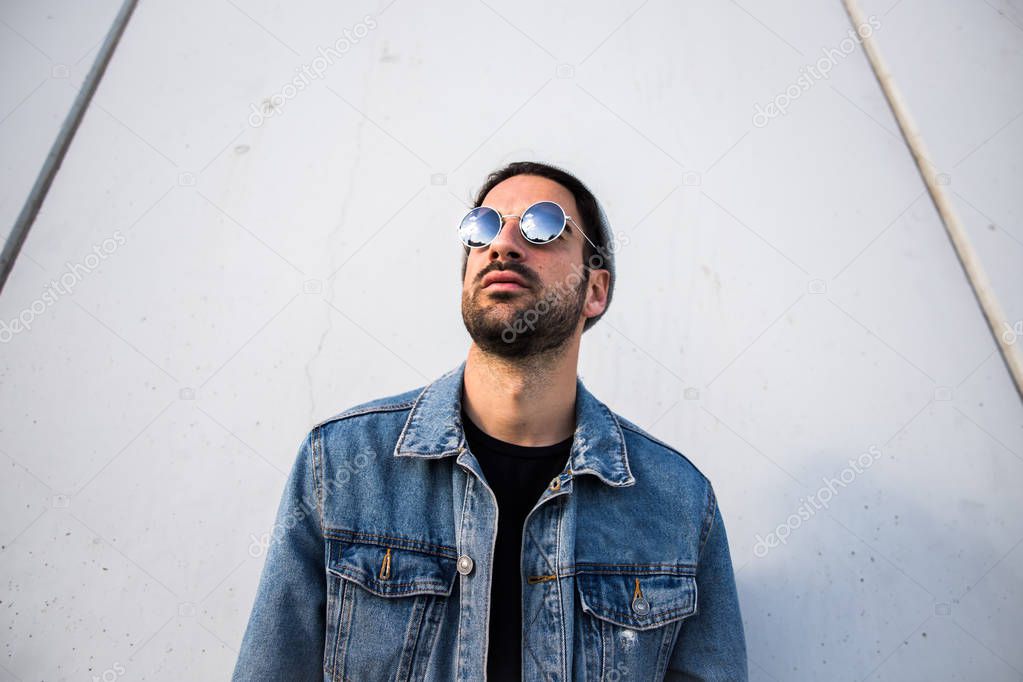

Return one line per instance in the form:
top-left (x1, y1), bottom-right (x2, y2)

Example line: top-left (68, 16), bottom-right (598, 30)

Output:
top-left (232, 360), bottom-right (748, 681)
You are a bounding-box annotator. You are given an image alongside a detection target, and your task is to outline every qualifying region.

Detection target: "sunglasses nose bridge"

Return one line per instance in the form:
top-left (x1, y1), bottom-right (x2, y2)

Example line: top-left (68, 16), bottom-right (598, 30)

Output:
top-left (485, 211), bottom-right (527, 247)
top-left (498, 212), bottom-right (521, 228)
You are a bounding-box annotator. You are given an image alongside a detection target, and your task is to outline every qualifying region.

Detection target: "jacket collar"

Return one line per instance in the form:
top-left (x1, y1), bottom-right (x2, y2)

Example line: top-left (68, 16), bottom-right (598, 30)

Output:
top-left (394, 359), bottom-right (635, 487)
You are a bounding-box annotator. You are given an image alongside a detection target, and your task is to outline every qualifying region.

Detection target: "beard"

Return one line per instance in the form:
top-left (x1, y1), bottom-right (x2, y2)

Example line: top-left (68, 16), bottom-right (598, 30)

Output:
top-left (461, 271), bottom-right (588, 359)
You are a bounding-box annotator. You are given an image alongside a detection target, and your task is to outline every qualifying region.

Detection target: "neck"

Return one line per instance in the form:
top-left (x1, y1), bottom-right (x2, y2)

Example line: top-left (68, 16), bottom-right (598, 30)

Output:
top-left (461, 341), bottom-right (580, 447)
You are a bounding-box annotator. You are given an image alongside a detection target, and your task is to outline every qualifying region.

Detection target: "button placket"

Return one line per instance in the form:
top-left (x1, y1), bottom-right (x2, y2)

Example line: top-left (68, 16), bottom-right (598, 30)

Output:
top-left (548, 468), bottom-right (573, 492)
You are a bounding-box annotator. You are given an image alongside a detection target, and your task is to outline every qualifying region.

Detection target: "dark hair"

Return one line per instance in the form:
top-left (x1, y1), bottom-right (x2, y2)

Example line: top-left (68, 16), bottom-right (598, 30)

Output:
top-left (460, 161), bottom-right (616, 333)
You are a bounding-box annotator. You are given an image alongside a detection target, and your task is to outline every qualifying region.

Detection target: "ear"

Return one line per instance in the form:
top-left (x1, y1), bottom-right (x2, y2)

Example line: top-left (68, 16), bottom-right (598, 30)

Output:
top-left (583, 269), bottom-right (610, 319)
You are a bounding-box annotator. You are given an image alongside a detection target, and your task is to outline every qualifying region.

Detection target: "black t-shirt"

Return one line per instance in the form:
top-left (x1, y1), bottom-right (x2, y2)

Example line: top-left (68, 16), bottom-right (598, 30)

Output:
top-left (460, 407), bottom-right (573, 682)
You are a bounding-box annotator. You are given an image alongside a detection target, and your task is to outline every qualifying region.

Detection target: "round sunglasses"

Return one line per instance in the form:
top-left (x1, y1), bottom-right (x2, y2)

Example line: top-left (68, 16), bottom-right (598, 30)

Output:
top-left (458, 200), bottom-right (599, 252)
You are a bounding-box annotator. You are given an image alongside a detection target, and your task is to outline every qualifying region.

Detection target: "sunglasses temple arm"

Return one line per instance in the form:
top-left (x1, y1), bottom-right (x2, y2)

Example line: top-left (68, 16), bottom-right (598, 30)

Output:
top-left (570, 218), bottom-right (603, 262)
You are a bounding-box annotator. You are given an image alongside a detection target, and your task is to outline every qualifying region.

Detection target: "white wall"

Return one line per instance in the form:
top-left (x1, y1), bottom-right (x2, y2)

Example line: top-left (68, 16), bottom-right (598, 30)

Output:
top-left (0, 0), bottom-right (124, 247)
top-left (1, 0), bottom-right (1021, 680)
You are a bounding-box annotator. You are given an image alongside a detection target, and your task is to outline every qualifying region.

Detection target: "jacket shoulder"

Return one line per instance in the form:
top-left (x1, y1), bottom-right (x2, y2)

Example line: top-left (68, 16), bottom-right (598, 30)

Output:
top-left (614, 412), bottom-right (712, 490)
top-left (310, 383), bottom-right (424, 432)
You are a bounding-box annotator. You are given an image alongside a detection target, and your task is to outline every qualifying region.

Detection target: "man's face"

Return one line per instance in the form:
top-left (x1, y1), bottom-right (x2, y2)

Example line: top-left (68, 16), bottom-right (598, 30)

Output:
top-left (460, 175), bottom-right (599, 359)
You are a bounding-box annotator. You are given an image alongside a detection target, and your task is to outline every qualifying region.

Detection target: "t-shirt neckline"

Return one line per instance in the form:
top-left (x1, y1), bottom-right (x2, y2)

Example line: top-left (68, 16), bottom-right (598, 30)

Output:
top-left (460, 407), bottom-right (574, 459)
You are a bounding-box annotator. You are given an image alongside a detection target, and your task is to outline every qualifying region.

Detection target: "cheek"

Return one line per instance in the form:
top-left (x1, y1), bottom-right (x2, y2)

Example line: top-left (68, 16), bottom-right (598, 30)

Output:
top-left (464, 265), bottom-right (480, 288)
top-left (544, 265), bottom-right (578, 290)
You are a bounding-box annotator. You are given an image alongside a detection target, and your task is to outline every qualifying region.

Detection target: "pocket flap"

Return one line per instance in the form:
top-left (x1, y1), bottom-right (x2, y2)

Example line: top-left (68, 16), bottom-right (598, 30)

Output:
top-left (327, 541), bottom-right (458, 598)
top-left (576, 570), bottom-right (697, 630)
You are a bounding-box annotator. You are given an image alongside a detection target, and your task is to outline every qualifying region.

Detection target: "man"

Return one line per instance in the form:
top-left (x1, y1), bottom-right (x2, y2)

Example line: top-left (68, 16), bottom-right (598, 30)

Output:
top-left (232, 161), bottom-right (748, 681)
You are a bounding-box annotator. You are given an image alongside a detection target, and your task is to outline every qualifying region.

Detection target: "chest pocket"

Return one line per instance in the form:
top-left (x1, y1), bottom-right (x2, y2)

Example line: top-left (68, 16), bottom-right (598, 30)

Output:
top-left (574, 569), bottom-right (697, 680)
top-left (324, 538), bottom-right (457, 682)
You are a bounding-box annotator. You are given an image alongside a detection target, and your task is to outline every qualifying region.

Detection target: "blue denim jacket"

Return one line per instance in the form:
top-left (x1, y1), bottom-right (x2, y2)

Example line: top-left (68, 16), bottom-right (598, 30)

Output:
top-left (232, 360), bottom-right (748, 681)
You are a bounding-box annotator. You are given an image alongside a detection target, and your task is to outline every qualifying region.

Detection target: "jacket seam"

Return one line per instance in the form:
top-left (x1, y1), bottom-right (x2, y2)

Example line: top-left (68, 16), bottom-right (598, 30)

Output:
top-left (601, 406), bottom-right (635, 483)
top-left (556, 493), bottom-right (568, 680)
top-left (312, 399), bottom-right (418, 431)
top-left (311, 425), bottom-right (326, 535)
top-left (326, 565), bottom-right (453, 594)
top-left (697, 482), bottom-right (717, 562)
top-left (617, 421), bottom-right (711, 489)
top-left (394, 381), bottom-right (436, 454)
top-left (323, 528), bottom-right (459, 558)
top-left (572, 563), bottom-right (698, 574)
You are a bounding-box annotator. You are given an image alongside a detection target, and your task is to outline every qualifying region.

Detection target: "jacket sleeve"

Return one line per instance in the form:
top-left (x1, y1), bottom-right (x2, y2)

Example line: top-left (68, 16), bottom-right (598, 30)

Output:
top-left (232, 427), bottom-right (326, 681)
top-left (665, 483), bottom-right (748, 681)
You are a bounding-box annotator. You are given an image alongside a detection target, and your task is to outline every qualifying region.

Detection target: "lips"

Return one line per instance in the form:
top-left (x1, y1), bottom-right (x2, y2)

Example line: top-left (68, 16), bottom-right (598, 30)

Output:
top-left (482, 272), bottom-right (528, 289)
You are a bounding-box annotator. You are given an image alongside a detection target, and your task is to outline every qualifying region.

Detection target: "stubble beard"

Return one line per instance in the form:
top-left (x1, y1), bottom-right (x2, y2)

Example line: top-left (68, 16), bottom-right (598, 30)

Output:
top-left (461, 276), bottom-right (588, 360)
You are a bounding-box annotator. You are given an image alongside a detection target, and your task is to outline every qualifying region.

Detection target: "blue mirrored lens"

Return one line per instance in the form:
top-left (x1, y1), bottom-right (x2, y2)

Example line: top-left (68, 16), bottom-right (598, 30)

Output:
top-left (520, 201), bottom-right (565, 243)
top-left (459, 206), bottom-right (501, 248)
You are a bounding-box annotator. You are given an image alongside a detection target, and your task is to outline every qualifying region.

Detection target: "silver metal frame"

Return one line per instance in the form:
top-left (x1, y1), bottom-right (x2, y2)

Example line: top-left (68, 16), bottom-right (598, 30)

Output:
top-left (459, 200), bottom-right (600, 252)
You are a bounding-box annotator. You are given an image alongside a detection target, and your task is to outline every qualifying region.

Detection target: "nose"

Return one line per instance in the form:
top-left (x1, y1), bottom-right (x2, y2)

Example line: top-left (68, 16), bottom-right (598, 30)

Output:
top-left (485, 215), bottom-right (526, 263)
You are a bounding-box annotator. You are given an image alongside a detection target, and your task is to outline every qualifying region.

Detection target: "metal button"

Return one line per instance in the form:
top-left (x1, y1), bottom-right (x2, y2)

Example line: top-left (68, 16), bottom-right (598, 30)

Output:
top-left (631, 595), bottom-right (650, 615)
top-left (549, 476), bottom-right (561, 491)
top-left (457, 554), bottom-right (474, 575)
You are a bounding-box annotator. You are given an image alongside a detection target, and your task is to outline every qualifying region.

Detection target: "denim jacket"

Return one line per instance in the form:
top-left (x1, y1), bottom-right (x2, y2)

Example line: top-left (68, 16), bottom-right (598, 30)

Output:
top-left (232, 360), bottom-right (748, 681)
